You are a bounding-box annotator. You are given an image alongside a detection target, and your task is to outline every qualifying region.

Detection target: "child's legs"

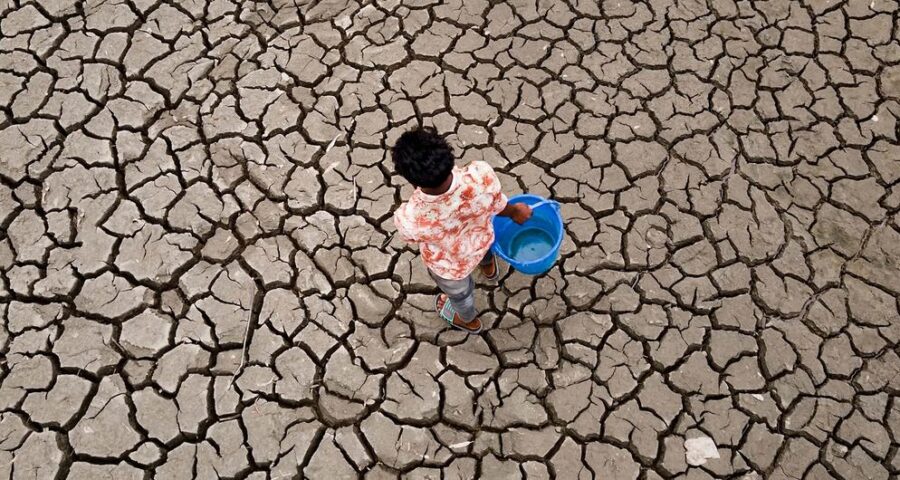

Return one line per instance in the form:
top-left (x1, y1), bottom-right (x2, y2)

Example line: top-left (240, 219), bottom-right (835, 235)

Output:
top-left (429, 271), bottom-right (478, 321)
top-left (479, 250), bottom-right (494, 266)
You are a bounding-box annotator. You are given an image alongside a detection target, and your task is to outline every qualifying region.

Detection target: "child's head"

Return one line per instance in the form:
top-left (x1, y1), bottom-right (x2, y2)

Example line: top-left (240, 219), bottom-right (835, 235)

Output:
top-left (391, 127), bottom-right (454, 189)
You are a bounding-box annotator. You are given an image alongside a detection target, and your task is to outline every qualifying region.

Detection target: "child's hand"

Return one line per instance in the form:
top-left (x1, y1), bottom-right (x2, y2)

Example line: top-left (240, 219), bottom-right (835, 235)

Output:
top-left (508, 203), bottom-right (533, 224)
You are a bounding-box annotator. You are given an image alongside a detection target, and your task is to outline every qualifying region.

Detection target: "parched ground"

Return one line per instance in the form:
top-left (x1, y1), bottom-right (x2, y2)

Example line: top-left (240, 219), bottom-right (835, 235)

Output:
top-left (1, 0), bottom-right (899, 478)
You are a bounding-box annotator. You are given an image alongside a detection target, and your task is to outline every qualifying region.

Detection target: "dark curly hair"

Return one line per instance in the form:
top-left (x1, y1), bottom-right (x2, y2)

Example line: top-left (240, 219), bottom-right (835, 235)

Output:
top-left (391, 127), bottom-right (454, 189)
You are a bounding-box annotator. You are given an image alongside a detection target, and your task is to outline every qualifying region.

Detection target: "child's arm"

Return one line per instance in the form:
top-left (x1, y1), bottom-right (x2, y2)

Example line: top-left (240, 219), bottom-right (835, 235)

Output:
top-left (498, 202), bottom-right (532, 224)
top-left (474, 161), bottom-right (534, 225)
top-left (393, 206), bottom-right (420, 243)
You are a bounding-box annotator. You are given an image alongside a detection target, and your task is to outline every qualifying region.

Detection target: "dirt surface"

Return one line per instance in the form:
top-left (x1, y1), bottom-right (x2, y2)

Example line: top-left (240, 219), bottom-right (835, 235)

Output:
top-left (1, 0), bottom-right (899, 479)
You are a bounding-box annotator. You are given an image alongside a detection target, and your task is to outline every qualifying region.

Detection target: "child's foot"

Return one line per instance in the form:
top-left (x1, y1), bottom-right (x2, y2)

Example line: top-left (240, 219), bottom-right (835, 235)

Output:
top-left (436, 294), bottom-right (482, 333)
top-left (479, 255), bottom-right (499, 281)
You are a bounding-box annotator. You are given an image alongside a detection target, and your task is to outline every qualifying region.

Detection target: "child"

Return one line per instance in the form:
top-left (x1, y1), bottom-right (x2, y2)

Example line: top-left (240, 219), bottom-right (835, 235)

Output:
top-left (392, 127), bottom-right (532, 333)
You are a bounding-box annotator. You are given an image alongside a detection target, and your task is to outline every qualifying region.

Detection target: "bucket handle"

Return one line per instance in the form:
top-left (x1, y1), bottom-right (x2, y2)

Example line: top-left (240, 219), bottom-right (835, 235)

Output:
top-left (528, 199), bottom-right (560, 211)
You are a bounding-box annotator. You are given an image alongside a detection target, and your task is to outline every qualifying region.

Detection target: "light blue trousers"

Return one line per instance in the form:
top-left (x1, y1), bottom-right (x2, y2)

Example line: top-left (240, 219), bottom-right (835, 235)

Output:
top-left (429, 251), bottom-right (494, 321)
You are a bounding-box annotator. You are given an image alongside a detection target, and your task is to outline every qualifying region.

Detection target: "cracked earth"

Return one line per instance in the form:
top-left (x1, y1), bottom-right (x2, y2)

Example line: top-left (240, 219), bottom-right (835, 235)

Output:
top-left (0, 0), bottom-right (899, 479)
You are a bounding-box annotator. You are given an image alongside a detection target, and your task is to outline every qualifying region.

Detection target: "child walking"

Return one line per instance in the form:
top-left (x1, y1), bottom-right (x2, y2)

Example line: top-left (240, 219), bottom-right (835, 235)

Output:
top-left (392, 127), bottom-right (532, 333)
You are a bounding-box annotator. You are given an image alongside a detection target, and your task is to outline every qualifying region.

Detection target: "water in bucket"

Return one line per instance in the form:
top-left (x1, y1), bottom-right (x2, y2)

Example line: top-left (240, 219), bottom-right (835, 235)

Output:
top-left (509, 228), bottom-right (554, 262)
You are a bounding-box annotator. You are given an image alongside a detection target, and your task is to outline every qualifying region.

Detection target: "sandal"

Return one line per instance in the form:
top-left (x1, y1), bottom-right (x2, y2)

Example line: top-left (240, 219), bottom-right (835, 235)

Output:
top-left (479, 255), bottom-right (500, 281)
top-left (435, 294), bottom-right (482, 334)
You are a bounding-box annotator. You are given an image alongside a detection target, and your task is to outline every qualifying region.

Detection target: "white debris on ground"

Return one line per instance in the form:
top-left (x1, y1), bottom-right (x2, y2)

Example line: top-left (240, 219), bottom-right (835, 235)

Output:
top-left (684, 436), bottom-right (720, 466)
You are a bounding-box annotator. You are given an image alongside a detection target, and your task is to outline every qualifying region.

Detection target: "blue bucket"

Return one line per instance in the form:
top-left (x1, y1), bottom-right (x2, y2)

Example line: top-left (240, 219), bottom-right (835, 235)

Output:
top-left (492, 194), bottom-right (564, 276)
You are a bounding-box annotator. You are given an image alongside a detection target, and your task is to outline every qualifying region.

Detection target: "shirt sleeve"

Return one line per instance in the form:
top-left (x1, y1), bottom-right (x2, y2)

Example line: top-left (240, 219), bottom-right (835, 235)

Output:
top-left (393, 208), bottom-right (419, 243)
top-left (473, 161), bottom-right (507, 215)
top-left (491, 189), bottom-right (508, 215)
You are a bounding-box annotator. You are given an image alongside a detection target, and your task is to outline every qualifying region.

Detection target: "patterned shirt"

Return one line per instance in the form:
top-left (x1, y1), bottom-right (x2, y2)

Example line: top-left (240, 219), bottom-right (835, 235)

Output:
top-left (394, 161), bottom-right (508, 280)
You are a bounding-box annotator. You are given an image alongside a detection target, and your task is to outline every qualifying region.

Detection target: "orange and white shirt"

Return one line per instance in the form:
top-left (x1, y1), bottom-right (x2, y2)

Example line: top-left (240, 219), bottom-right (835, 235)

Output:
top-left (394, 161), bottom-right (508, 280)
